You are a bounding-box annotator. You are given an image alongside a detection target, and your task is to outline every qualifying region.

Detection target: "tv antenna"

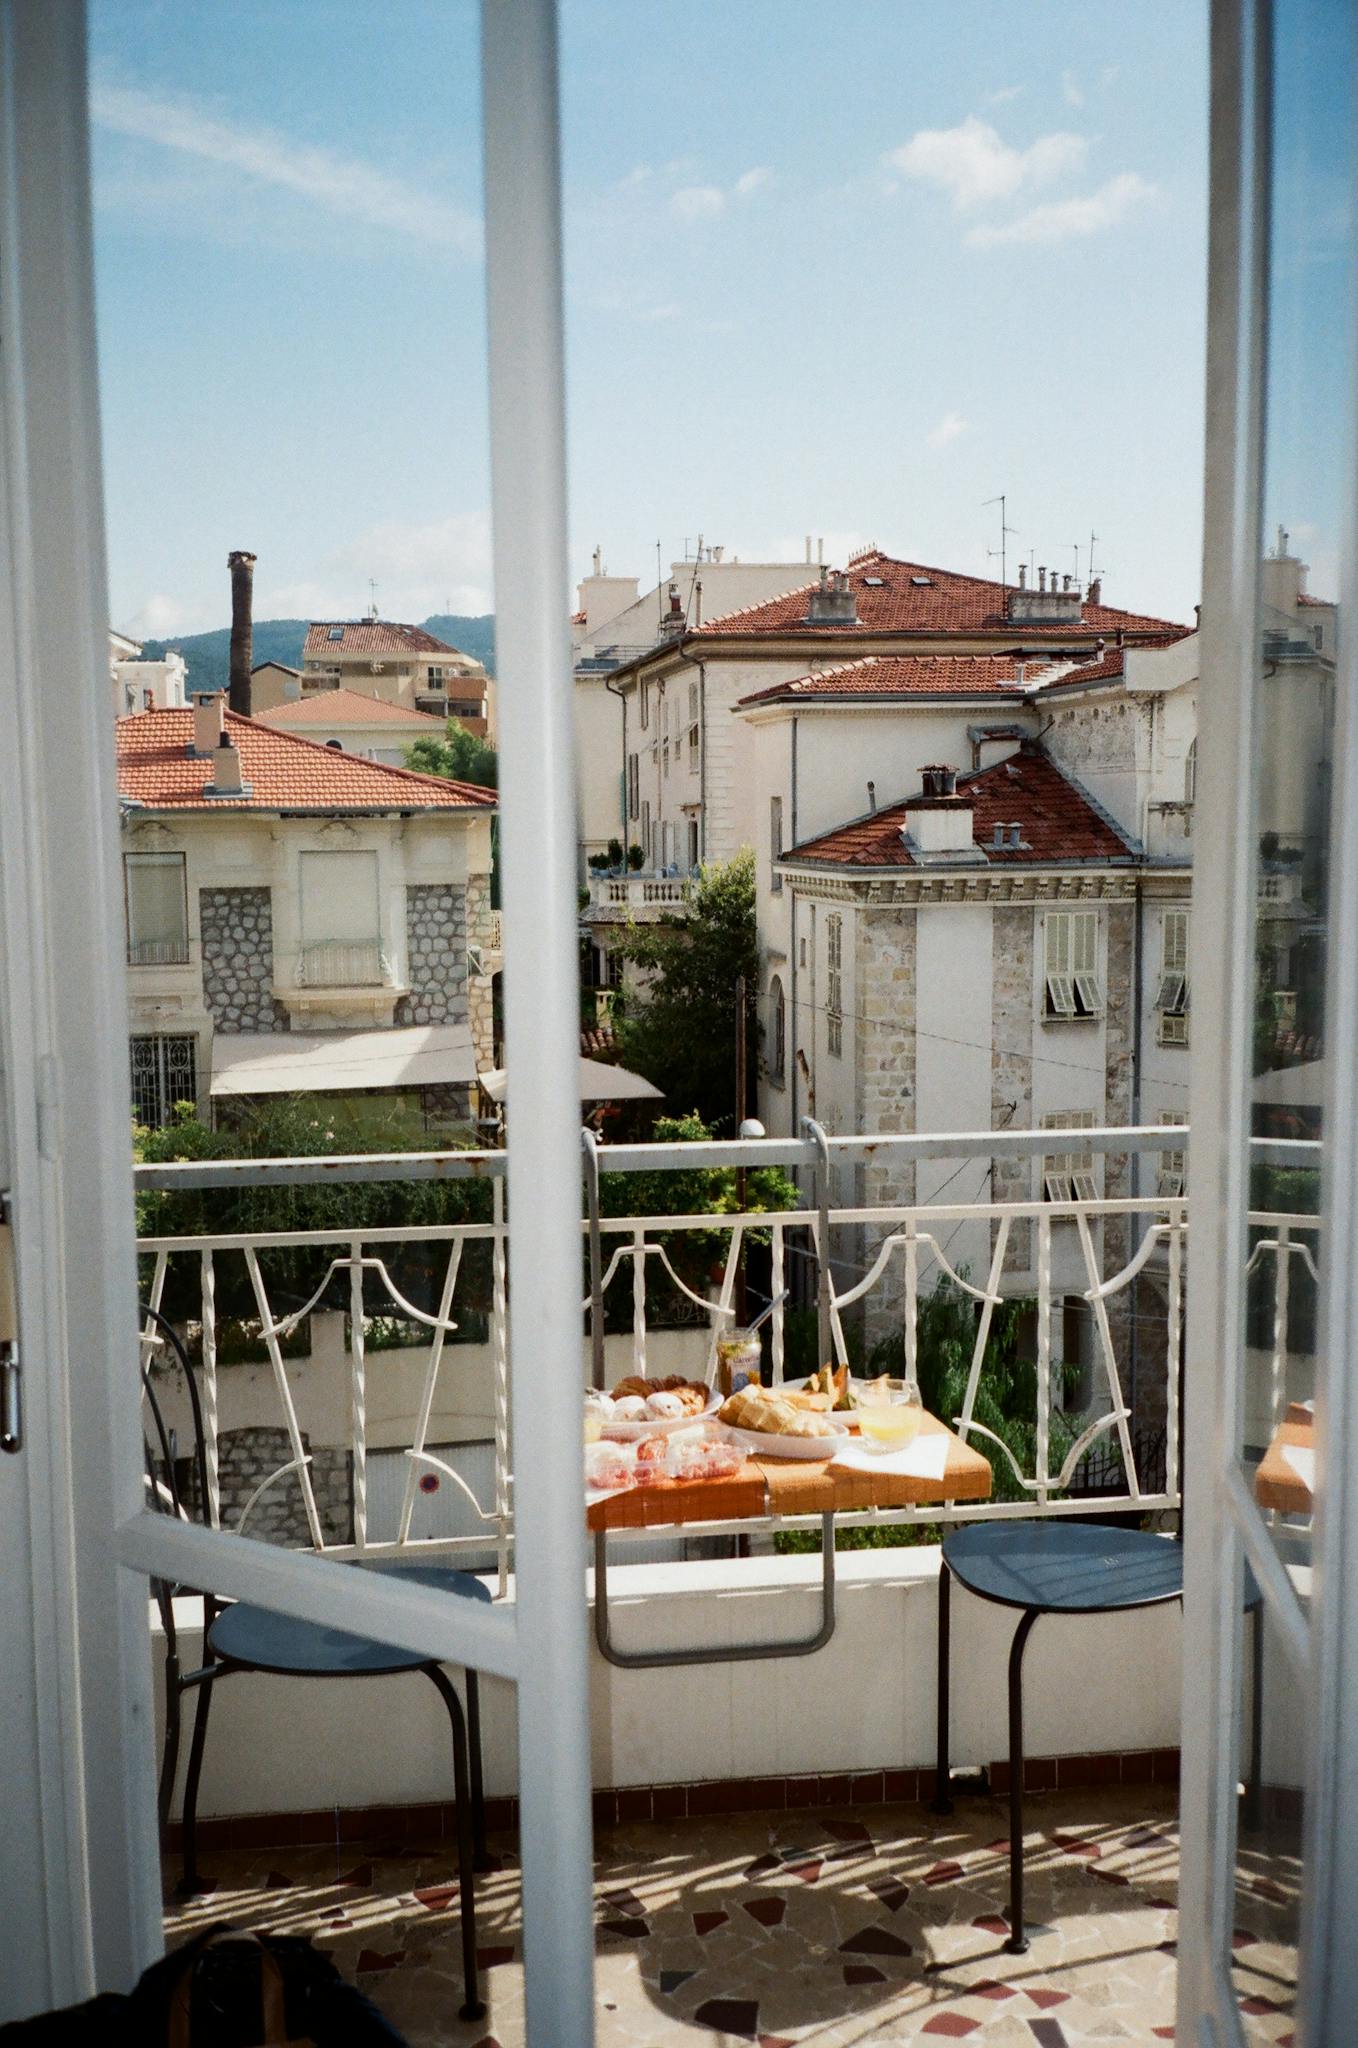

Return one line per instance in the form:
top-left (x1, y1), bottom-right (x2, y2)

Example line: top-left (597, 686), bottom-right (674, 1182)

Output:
top-left (1088, 530), bottom-right (1100, 588)
top-left (367, 578), bottom-right (379, 622)
top-left (983, 493), bottom-right (1017, 592)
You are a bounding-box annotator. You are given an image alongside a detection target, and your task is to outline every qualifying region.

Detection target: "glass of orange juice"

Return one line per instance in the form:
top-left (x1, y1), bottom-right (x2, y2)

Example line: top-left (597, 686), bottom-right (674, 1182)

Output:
top-left (849, 1376), bottom-right (923, 1452)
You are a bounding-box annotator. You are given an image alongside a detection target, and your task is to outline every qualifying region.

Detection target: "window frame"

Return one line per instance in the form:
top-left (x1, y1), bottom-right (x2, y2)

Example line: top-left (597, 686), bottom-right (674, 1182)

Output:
top-left (1043, 909), bottom-right (1102, 1020)
top-left (123, 849), bottom-right (189, 967)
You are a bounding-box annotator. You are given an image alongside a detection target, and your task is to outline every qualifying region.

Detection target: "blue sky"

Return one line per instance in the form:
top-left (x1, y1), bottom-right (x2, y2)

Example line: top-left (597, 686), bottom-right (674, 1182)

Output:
top-left (90, 1), bottom-right (1211, 640)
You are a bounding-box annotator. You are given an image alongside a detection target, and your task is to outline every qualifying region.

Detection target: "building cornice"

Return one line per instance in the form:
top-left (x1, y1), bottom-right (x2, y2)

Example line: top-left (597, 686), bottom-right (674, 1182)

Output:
top-left (780, 867), bottom-right (1171, 908)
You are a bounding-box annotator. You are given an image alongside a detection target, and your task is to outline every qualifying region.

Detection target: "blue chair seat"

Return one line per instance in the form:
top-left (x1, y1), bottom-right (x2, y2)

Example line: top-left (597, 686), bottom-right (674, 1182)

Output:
top-left (207, 1561), bottom-right (493, 1679)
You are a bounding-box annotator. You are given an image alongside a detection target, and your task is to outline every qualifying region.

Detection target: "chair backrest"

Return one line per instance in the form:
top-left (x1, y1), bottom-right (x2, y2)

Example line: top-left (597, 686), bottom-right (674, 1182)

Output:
top-left (140, 1305), bottom-right (213, 1633)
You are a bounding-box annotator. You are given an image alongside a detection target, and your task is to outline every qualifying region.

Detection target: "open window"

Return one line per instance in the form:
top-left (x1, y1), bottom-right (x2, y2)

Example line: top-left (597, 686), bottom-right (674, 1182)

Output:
top-left (1041, 1109), bottom-right (1097, 1202)
top-left (1156, 908), bottom-right (1190, 1045)
top-left (1043, 910), bottom-right (1101, 1020)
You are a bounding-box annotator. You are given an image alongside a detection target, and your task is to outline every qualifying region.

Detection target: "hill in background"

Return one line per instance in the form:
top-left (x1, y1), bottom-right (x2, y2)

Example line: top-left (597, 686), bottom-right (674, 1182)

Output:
top-left (137, 614), bottom-right (497, 695)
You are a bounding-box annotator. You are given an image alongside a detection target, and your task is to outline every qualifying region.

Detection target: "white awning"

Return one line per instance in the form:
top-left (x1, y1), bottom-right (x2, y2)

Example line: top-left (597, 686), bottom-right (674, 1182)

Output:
top-left (477, 1056), bottom-right (663, 1105)
top-left (1252, 1058), bottom-right (1325, 1108)
top-left (210, 1023), bottom-right (478, 1097)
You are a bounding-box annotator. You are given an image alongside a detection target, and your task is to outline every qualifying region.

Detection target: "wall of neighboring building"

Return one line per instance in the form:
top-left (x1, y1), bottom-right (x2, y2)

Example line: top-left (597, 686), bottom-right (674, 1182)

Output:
top-left (122, 809), bottom-right (495, 1112)
top-left (575, 672), bottom-right (626, 862)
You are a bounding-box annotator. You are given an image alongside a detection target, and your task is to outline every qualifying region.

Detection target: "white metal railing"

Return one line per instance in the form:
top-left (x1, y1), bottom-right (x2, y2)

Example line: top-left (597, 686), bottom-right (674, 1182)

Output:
top-left (134, 1125), bottom-right (1321, 1584)
top-left (294, 941), bottom-right (389, 987)
top-left (588, 873), bottom-right (691, 909)
top-left (127, 937), bottom-right (191, 966)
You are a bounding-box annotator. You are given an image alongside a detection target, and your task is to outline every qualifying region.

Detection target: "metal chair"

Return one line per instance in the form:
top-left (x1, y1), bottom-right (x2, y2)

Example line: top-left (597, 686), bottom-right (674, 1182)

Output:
top-left (140, 1306), bottom-right (490, 2022)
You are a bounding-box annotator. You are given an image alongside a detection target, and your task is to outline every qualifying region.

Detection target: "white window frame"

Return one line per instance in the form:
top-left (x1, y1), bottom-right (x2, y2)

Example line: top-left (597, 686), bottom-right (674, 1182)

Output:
top-left (0, 5), bottom-right (592, 2033)
top-left (1043, 909), bottom-right (1101, 1019)
top-left (1157, 1110), bottom-right (1188, 1199)
top-left (826, 912), bottom-right (843, 1057)
top-left (123, 849), bottom-right (189, 966)
top-left (1040, 1110), bottom-right (1096, 1203)
top-left (1157, 908), bottom-right (1191, 1046)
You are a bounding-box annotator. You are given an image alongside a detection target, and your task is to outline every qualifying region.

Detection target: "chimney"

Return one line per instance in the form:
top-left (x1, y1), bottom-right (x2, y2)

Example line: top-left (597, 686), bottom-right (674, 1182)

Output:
top-left (192, 691), bottom-right (225, 757)
top-left (1087, 576), bottom-right (1102, 606)
top-left (1017, 563), bottom-right (1027, 589)
top-left (227, 550), bottom-right (257, 718)
top-left (867, 779), bottom-right (877, 812)
top-left (1038, 566), bottom-right (1047, 592)
top-left (902, 765), bottom-right (981, 862)
top-left (660, 583), bottom-right (685, 638)
top-left (203, 727), bottom-right (250, 798)
top-left (806, 568), bottom-right (859, 626)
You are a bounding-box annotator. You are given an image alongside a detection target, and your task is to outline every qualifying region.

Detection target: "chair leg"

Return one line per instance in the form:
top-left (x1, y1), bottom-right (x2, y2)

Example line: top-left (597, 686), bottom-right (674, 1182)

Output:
top-left (179, 1668), bottom-right (220, 1898)
top-left (932, 1563), bottom-right (952, 1814)
top-left (427, 1667), bottom-right (485, 2023)
top-left (466, 1669), bottom-right (490, 1870)
top-left (159, 1649), bottom-right (183, 1838)
top-left (1005, 1608), bottom-right (1040, 1956)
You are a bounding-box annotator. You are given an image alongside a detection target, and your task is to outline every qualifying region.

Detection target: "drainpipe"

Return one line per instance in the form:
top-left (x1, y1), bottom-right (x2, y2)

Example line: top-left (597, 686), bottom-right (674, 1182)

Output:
top-left (604, 673), bottom-right (628, 856)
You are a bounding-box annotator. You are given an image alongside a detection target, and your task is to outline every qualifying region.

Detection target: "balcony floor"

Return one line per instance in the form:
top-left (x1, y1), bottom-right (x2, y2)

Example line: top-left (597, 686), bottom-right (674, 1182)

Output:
top-left (163, 1786), bottom-right (1296, 2045)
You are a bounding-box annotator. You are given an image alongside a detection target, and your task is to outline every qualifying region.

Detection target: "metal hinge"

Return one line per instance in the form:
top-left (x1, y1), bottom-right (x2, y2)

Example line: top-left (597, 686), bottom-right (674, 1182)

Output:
top-left (0, 1192), bottom-right (20, 1454)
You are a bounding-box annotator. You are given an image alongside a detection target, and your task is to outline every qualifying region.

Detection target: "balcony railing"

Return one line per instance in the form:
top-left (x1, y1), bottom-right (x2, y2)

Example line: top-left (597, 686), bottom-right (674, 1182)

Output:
top-left (294, 940), bottom-right (390, 987)
top-left (587, 872), bottom-right (692, 910)
top-left (135, 1126), bottom-right (1321, 1599)
top-left (127, 936), bottom-right (191, 967)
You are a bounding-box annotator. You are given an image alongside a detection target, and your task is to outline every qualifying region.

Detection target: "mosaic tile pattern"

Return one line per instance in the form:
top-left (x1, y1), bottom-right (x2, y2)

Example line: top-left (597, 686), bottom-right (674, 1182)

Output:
top-left (164, 1787), bottom-right (1299, 2045)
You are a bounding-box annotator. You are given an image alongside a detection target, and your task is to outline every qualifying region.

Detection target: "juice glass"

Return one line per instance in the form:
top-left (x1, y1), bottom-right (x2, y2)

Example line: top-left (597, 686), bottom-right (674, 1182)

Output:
top-left (849, 1377), bottom-right (923, 1451)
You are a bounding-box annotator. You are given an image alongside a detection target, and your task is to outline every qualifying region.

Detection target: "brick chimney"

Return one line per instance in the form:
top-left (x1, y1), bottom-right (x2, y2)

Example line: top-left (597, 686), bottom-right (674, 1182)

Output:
top-left (227, 550), bottom-right (257, 718)
top-left (902, 765), bottom-right (983, 864)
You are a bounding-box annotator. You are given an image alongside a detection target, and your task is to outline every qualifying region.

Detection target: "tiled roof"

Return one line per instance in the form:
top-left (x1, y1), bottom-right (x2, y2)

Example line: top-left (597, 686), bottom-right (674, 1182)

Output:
top-left (251, 660), bottom-right (301, 676)
top-left (1038, 649), bottom-right (1126, 689)
top-left (1297, 592), bottom-right (1333, 607)
top-left (303, 620), bottom-right (480, 662)
top-left (784, 746), bottom-right (1135, 869)
top-left (737, 652), bottom-right (1055, 708)
top-left (255, 689), bottom-right (447, 730)
top-left (115, 709), bottom-right (495, 813)
top-left (693, 550), bottom-right (1184, 641)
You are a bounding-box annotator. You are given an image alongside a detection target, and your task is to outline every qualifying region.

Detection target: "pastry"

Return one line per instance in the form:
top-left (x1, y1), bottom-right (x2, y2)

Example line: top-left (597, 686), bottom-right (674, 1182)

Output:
top-left (645, 1390), bottom-right (685, 1419)
top-left (611, 1375), bottom-right (654, 1400)
top-left (719, 1387), bottom-right (831, 1438)
top-left (610, 1394), bottom-right (647, 1422)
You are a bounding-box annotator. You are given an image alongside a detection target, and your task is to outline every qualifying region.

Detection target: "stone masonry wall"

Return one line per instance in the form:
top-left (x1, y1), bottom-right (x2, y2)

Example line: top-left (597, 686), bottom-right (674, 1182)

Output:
top-left (396, 884), bottom-right (468, 1027)
top-left (464, 871), bottom-right (497, 1070)
top-left (855, 907), bottom-right (917, 1343)
top-left (199, 887), bottom-right (288, 1033)
top-left (181, 1425), bottom-right (352, 1548)
top-left (991, 906), bottom-right (1035, 1273)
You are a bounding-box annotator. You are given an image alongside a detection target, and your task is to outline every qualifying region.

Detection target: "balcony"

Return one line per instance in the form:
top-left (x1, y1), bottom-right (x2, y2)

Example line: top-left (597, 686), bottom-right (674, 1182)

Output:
top-left (584, 870), bottom-right (693, 921)
top-left (137, 1124), bottom-right (1305, 2039)
top-left (274, 941), bottom-right (409, 1024)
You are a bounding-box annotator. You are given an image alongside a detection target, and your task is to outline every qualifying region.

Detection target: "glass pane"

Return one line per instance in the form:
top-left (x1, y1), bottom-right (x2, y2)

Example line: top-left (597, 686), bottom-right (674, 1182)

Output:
top-left (1232, 1597), bottom-right (1303, 2040)
top-left (1241, 0), bottom-right (1357, 1578)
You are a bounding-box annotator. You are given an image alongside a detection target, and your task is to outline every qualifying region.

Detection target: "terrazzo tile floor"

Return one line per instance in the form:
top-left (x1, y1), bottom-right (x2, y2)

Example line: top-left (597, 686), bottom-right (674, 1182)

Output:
top-left (164, 1787), bottom-right (1298, 2044)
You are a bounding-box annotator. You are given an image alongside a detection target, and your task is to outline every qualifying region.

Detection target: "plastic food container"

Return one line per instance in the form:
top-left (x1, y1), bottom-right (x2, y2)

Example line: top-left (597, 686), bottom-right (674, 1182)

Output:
top-left (665, 1433), bottom-right (746, 1483)
top-left (584, 1440), bottom-right (637, 1495)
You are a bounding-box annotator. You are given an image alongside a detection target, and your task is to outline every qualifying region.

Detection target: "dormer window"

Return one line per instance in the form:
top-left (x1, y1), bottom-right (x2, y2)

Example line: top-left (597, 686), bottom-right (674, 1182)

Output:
top-left (327, 626), bottom-right (343, 642)
top-left (911, 575), bottom-right (933, 587)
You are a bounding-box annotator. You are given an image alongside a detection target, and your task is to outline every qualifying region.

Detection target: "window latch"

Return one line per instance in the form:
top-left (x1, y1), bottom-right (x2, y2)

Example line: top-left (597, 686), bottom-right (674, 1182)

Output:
top-left (0, 1192), bottom-right (20, 1454)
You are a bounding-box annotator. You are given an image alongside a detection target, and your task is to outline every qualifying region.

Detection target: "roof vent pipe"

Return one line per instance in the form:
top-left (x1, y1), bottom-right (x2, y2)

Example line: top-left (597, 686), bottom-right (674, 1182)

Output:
top-left (867, 780), bottom-right (876, 813)
top-left (1017, 563), bottom-right (1027, 589)
top-left (1038, 566), bottom-right (1047, 593)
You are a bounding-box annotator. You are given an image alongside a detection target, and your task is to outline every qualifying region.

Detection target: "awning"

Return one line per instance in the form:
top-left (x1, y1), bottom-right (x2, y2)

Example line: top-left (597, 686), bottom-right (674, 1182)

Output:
top-left (1251, 1058), bottom-right (1325, 1108)
top-left (210, 1023), bottom-right (477, 1097)
top-left (477, 1057), bottom-right (663, 1106)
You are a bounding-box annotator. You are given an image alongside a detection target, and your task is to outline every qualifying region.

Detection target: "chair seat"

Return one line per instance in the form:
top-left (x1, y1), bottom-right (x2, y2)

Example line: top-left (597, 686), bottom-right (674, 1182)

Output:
top-left (208, 1560), bottom-right (493, 1678)
top-left (942, 1520), bottom-right (1184, 1616)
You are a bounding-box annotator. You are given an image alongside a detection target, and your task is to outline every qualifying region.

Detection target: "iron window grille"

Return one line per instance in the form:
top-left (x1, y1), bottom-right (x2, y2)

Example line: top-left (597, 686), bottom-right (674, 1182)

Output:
top-left (130, 1033), bottom-right (197, 1130)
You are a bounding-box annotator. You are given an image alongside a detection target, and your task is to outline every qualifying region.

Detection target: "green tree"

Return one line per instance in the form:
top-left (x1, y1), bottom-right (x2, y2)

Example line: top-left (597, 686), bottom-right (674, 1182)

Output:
top-left (614, 850), bottom-right (758, 1128)
top-left (406, 719), bottom-right (498, 790)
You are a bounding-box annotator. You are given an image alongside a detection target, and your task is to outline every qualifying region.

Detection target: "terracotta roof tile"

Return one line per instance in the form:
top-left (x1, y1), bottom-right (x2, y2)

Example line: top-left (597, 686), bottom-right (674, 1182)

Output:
top-left (694, 550), bottom-right (1184, 642)
top-left (303, 619), bottom-right (482, 663)
top-left (255, 689), bottom-right (448, 730)
top-left (115, 708), bottom-right (495, 813)
top-left (737, 652), bottom-right (1058, 708)
top-left (1039, 649), bottom-right (1126, 688)
top-left (785, 746), bottom-right (1134, 869)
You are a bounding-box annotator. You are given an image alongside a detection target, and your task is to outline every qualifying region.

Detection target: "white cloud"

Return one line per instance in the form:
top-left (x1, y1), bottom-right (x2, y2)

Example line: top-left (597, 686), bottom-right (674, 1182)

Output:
top-left (927, 411), bottom-right (971, 448)
top-left (263, 512), bottom-right (494, 623)
top-left (884, 116), bottom-right (1086, 211)
top-left (735, 165), bottom-right (773, 197)
top-left (965, 171), bottom-right (1156, 247)
top-left (1062, 69), bottom-right (1085, 108)
top-left (123, 592), bottom-right (220, 640)
top-left (670, 184), bottom-right (726, 222)
top-left (91, 80), bottom-right (482, 257)
top-left (985, 84), bottom-right (1025, 106)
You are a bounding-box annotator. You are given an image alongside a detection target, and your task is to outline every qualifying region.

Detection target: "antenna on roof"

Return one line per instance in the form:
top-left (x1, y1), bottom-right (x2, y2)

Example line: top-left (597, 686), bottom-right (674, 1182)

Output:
top-left (1088, 530), bottom-right (1100, 589)
top-left (983, 493), bottom-right (1017, 593)
top-left (367, 579), bottom-right (379, 622)
top-left (1070, 542), bottom-right (1081, 588)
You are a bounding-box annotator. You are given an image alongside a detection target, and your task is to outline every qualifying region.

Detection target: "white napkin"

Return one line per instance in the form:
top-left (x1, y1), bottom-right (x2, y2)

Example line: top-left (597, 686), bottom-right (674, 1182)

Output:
top-left (829, 1432), bottom-right (950, 1480)
top-left (1281, 1443), bottom-right (1316, 1495)
top-left (585, 1484), bottom-right (634, 1510)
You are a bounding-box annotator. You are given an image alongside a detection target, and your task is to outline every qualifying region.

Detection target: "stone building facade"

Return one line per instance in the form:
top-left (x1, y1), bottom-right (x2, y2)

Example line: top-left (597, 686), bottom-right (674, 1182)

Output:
top-left (199, 886), bottom-right (289, 1034)
top-left (397, 883), bottom-right (469, 1027)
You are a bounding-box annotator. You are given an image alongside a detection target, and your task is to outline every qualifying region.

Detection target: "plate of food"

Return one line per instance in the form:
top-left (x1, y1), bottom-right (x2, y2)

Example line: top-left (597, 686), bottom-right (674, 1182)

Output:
top-left (717, 1385), bottom-right (850, 1461)
top-left (588, 1375), bottom-right (720, 1441)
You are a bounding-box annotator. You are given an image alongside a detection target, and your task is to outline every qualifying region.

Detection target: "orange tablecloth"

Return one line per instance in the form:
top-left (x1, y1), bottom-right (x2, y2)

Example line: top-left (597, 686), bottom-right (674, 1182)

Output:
top-left (586, 1409), bottom-right (993, 1532)
top-left (1254, 1402), bottom-right (1314, 1516)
